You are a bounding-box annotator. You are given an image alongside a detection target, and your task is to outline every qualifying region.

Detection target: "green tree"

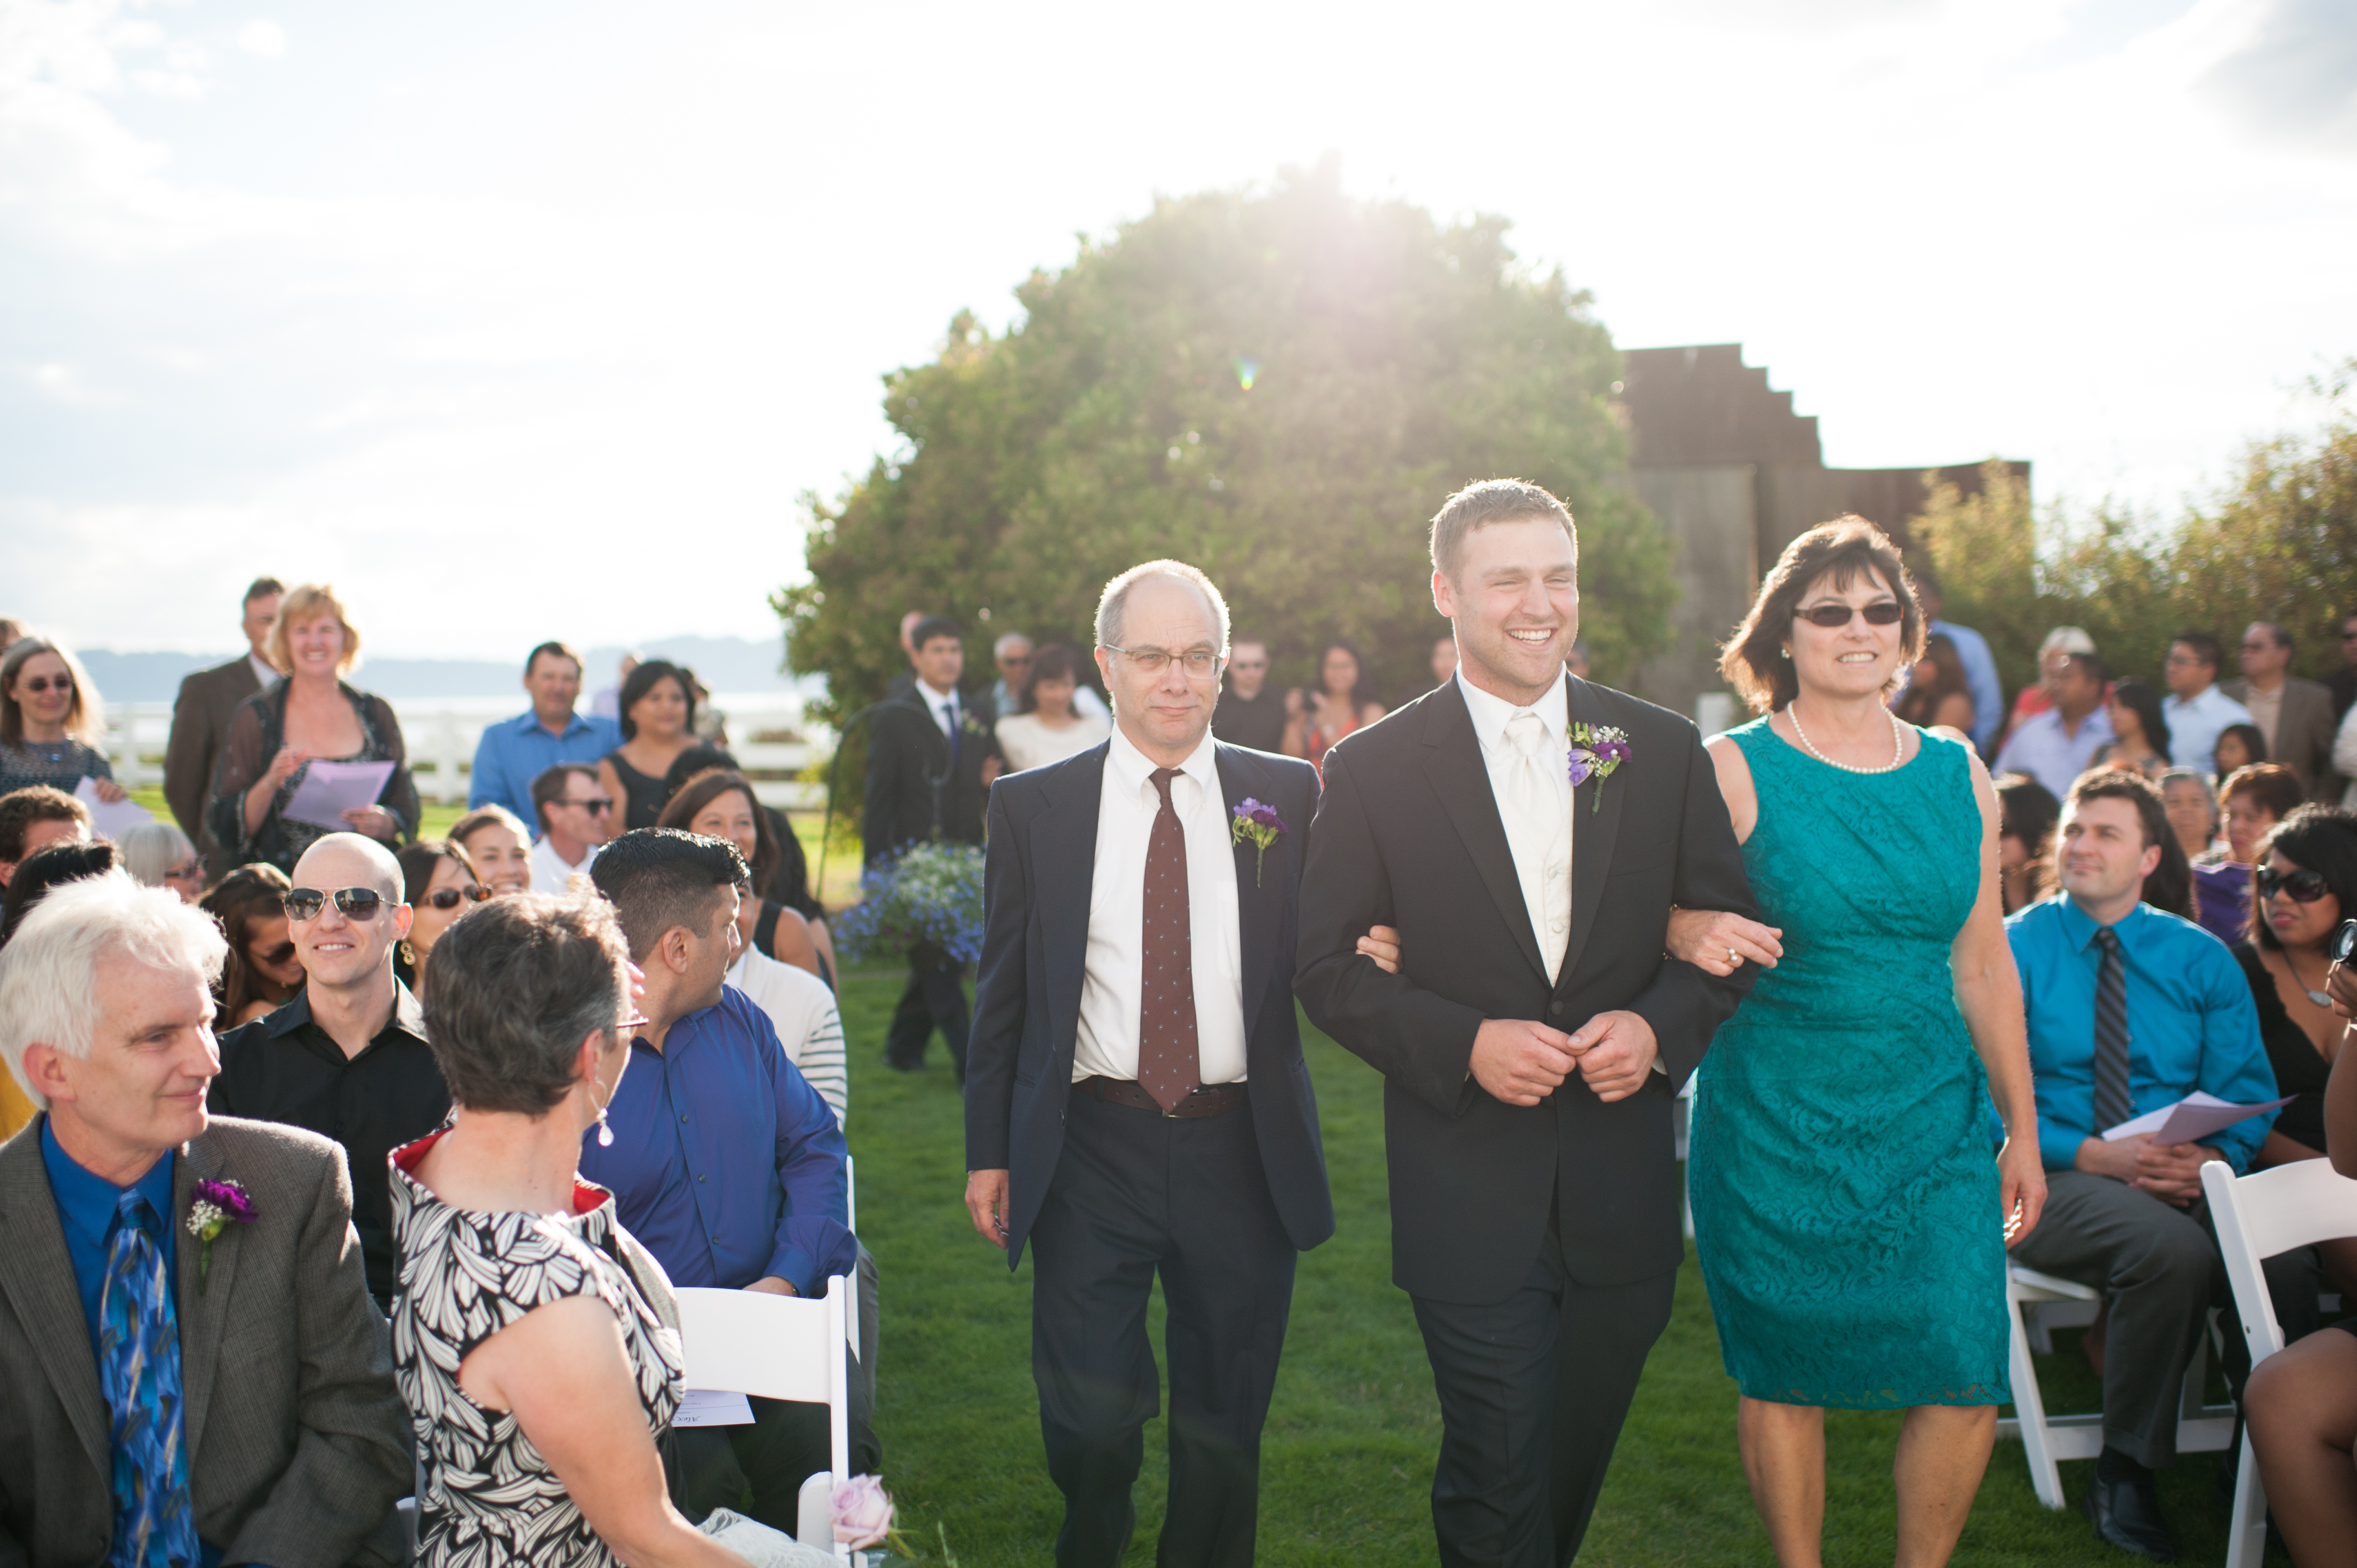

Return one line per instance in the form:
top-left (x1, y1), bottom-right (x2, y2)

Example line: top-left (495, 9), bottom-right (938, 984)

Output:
top-left (776, 162), bottom-right (1674, 725)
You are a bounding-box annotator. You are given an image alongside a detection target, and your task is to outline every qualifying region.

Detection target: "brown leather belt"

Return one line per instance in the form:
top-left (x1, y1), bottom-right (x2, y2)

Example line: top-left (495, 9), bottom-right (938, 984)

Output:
top-left (1075, 1076), bottom-right (1247, 1118)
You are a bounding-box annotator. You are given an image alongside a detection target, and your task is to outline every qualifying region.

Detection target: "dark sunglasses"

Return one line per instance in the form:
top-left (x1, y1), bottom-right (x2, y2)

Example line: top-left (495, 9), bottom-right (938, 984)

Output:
top-left (559, 796), bottom-right (615, 814)
top-left (2335, 919), bottom-right (2357, 965)
top-left (282, 886), bottom-right (385, 922)
top-left (1794, 601), bottom-right (1906, 628)
top-left (251, 941), bottom-right (297, 968)
top-left (423, 884), bottom-right (490, 911)
top-left (2256, 866), bottom-right (2331, 904)
top-left (17, 674), bottom-right (73, 694)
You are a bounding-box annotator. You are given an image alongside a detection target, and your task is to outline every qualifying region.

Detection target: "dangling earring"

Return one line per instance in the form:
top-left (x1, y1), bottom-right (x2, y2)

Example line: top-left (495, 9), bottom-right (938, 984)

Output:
top-left (1779, 646), bottom-right (1792, 660)
top-left (595, 1101), bottom-right (615, 1148)
top-left (399, 938), bottom-right (417, 966)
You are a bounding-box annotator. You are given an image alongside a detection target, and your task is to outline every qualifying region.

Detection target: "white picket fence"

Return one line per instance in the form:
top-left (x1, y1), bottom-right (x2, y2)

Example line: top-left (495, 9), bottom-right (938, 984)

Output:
top-left (100, 694), bottom-right (829, 812)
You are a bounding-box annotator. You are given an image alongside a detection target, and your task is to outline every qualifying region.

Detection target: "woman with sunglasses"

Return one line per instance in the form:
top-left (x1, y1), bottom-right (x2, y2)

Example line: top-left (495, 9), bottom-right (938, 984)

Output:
top-left (394, 839), bottom-right (492, 992)
top-left (0, 636), bottom-right (127, 802)
top-left (201, 863), bottom-right (306, 1027)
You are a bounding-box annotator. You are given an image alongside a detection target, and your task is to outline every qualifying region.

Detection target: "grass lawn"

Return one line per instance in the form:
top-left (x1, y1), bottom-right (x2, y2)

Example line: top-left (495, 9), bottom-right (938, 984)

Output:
top-left (835, 961), bottom-right (2269, 1567)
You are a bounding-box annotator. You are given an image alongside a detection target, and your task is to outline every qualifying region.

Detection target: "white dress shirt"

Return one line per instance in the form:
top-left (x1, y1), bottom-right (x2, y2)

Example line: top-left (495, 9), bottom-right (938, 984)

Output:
top-left (917, 680), bottom-right (963, 739)
top-left (2163, 684), bottom-right (2252, 771)
top-left (1457, 668), bottom-right (1573, 984)
top-left (248, 652), bottom-right (280, 689)
top-left (1072, 725), bottom-right (1247, 1085)
top-left (528, 834), bottom-right (597, 895)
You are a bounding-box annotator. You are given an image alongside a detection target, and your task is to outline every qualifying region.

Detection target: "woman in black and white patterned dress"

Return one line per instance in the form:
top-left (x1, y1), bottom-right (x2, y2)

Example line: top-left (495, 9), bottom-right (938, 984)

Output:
top-left (388, 893), bottom-right (753, 1568)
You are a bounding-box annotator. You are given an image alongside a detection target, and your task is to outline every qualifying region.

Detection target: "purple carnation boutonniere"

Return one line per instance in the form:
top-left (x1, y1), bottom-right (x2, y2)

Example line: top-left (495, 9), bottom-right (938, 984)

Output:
top-left (1229, 798), bottom-right (1287, 887)
top-left (186, 1178), bottom-right (256, 1293)
top-left (1567, 724), bottom-right (1633, 813)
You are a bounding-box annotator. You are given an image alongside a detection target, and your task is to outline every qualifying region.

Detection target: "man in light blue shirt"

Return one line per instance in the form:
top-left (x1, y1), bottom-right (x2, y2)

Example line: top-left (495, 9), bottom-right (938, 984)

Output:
top-left (1912, 571), bottom-right (2003, 755)
top-left (2004, 771), bottom-right (2297, 1561)
top-left (1994, 651), bottom-right (2113, 800)
top-left (468, 641), bottom-right (622, 825)
top-left (2161, 630), bottom-right (2251, 771)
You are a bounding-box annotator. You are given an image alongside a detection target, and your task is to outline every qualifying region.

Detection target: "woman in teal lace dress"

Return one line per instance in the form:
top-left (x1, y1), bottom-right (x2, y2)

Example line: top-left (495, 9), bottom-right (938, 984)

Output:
top-left (1671, 519), bottom-right (2047, 1568)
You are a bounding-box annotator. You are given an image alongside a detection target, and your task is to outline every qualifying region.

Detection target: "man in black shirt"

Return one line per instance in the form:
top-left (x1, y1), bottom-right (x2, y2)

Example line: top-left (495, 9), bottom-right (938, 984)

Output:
top-left (1211, 635), bottom-right (1288, 752)
top-left (210, 832), bottom-right (448, 1306)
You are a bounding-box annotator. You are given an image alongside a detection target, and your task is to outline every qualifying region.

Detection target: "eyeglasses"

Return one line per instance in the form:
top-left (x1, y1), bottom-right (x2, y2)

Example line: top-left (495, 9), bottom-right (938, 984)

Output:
top-left (559, 796), bottom-right (615, 814)
top-left (423, 884), bottom-right (490, 911)
top-left (1101, 644), bottom-right (1223, 678)
top-left (165, 862), bottom-right (202, 882)
top-left (2256, 866), bottom-right (2332, 904)
top-left (282, 886), bottom-right (385, 921)
top-left (17, 675), bottom-right (73, 694)
top-left (1793, 602), bottom-right (1905, 628)
top-left (251, 940), bottom-right (297, 968)
top-left (2334, 919), bottom-right (2357, 964)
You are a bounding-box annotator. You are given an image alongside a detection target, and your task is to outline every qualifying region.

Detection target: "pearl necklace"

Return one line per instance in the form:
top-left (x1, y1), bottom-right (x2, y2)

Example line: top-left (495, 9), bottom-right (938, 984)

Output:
top-left (1787, 703), bottom-right (1906, 775)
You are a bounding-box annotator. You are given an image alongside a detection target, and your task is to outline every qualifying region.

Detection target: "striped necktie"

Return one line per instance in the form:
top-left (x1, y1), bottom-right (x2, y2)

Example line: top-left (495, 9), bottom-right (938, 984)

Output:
top-left (2091, 926), bottom-right (2134, 1133)
top-left (99, 1191), bottom-right (198, 1567)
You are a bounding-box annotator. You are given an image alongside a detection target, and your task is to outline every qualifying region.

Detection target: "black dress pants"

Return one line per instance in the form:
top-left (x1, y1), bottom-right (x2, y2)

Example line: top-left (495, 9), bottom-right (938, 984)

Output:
top-left (886, 941), bottom-right (969, 1076)
top-left (1410, 1210), bottom-right (1677, 1568)
top-left (1027, 1089), bottom-right (1298, 1568)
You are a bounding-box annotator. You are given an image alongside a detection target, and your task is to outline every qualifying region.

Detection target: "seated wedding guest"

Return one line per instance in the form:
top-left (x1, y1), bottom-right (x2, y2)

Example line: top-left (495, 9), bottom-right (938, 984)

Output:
top-left (724, 900), bottom-right (849, 1131)
top-left (451, 803), bottom-right (533, 895)
top-left (530, 761), bottom-right (613, 894)
top-left (580, 829), bottom-right (868, 1523)
top-left (1996, 772), bottom-right (2060, 915)
top-left (1995, 649), bottom-right (2116, 802)
top-left (1912, 566), bottom-right (2004, 755)
top-left (393, 839), bottom-right (491, 992)
top-left (2214, 721), bottom-right (2266, 779)
top-left (2243, 957), bottom-right (2357, 1568)
top-left (600, 658), bottom-right (700, 831)
top-left (1210, 635), bottom-right (1288, 751)
top-left (388, 893), bottom-right (788, 1568)
top-left (0, 636), bottom-right (126, 802)
top-left (2005, 771), bottom-right (2288, 1560)
top-left (0, 839), bottom-right (116, 1143)
top-left (2164, 629), bottom-right (2252, 770)
top-left (657, 768), bottom-right (825, 982)
top-left (0, 783), bottom-right (90, 888)
top-left (210, 832), bottom-right (448, 1308)
top-left (995, 642), bottom-right (1111, 773)
top-left (1999, 625), bottom-right (2098, 746)
top-left (2162, 767), bottom-right (2221, 865)
top-left (1891, 630), bottom-right (1976, 735)
top-left (1282, 637), bottom-right (1386, 774)
top-left (164, 577), bottom-right (282, 879)
top-left (0, 874), bottom-right (412, 1566)
top-left (2093, 678), bottom-right (2173, 780)
top-left (119, 819), bottom-right (204, 902)
top-left (468, 641), bottom-right (622, 825)
top-left (201, 863), bottom-right (304, 1029)
top-left (2196, 764), bottom-right (2309, 950)
top-left (662, 745), bottom-right (836, 981)
top-left (1392, 632), bottom-right (1459, 711)
top-left (2225, 619), bottom-right (2340, 800)
top-left (207, 583), bottom-right (418, 874)
top-left (986, 630), bottom-right (1032, 720)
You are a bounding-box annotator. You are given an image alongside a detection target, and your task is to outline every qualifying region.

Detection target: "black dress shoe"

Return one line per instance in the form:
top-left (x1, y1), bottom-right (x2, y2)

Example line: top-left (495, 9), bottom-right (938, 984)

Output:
top-left (884, 1056), bottom-right (925, 1073)
top-left (2081, 1475), bottom-right (2178, 1561)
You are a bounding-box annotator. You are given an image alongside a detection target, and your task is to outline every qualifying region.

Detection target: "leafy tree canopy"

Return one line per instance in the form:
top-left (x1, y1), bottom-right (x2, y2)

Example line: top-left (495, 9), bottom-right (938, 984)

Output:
top-left (776, 161), bottom-right (1673, 723)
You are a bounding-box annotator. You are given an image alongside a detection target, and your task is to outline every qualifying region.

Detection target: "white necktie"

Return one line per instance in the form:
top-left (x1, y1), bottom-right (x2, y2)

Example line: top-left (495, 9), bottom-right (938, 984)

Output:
top-left (1504, 711), bottom-right (1551, 841)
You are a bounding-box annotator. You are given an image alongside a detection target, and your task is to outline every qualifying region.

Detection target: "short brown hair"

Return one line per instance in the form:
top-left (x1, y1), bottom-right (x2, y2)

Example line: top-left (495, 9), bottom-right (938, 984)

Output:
top-left (420, 894), bottom-right (631, 1116)
top-left (1720, 516), bottom-right (1924, 714)
top-left (531, 762), bottom-right (601, 833)
top-left (449, 804), bottom-right (531, 856)
top-left (264, 584), bottom-right (361, 677)
top-left (2220, 762), bottom-right (2304, 823)
top-left (2067, 769), bottom-right (2193, 917)
top-left (243, 576), bottom-right (286, 606)
top-left (0, 786), bottom-right (90, 865)
top-left (1428, 479), bottom-right (1577, 581)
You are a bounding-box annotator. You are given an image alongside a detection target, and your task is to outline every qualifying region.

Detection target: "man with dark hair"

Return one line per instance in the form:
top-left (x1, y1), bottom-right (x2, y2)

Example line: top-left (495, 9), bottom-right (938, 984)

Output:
top-left (0, 783), bottom-right (90, 889)
top-left (2162, 630), bottom-right (2252, 771)
top-left (2225, 620), bottom-right (2339, 800)
top-left (1996, 652), bottom-right (2116, 800)
top-left (2006, 771), bottom-right (2291, 1560)
top-left (163, 576), bottom-right (283, 879)
top-left (468, 640), bottom-right (622, 826)
top-left (526, 761), bottom-right (611, 893)
top-left (865, 615), bottom-right (1001, 1076)
top-left (579, 828), bottom-right (864, 1525)
top-left (1211, 635), bottom-right (1288, 751)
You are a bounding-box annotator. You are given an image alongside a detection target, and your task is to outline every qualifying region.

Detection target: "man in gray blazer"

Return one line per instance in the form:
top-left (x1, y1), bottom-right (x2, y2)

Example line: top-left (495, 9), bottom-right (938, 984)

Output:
top-left (0, 874), bottom-right (410, 1567)
top-left (2225, 619), bottom-right (2341, 801)
top-left (164, 577), bottom-right (282, 879)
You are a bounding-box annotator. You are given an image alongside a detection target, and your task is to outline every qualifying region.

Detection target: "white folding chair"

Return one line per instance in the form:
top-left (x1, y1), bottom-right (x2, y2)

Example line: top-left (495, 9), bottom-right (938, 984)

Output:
top-left (2201, 1157), bottom-right (2357, 1568)
top-left (1996, 1261), bottom-right (2235, 1509)
top-left (845, 1154), bottom-right (857, 1236)
top-left (675, 1275), bottom-right (861, 1559)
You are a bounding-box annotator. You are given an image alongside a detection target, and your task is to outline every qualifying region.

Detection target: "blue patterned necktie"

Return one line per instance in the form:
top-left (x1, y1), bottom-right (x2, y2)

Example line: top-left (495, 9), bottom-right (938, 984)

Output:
top-left (98, 1191), bottom-right (199, 1568)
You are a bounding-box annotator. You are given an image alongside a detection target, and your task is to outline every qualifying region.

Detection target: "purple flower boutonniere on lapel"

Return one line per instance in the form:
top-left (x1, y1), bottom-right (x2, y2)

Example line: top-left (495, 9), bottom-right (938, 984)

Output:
top-left (1230, 798), bottom-right (1286, 887)
top-left (1567, 724), bottom-right (1632, 813)
top-left (186, 1178), bottom-right (256, 1293)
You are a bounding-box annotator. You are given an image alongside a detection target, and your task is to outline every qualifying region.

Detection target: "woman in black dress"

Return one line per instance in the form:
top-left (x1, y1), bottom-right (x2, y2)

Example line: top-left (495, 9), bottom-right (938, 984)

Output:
top-left (596, 659), bottom-right (698, 829)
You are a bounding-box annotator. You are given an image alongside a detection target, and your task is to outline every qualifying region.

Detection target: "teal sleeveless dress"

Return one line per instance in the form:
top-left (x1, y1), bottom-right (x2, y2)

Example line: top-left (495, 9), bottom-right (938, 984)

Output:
top-left (1690, 718), bottom-right (2010, 1408)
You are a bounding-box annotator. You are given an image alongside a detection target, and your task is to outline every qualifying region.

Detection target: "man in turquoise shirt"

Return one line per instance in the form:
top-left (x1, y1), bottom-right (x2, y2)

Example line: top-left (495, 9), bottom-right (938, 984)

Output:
top-left (468, 641), bottom-right (622, 824)
top-left (2005, 771), bottom-right (2292, 1561)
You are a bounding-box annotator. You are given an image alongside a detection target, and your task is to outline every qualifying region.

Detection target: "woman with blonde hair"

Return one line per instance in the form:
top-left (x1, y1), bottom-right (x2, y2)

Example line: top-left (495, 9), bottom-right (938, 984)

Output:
top-left (0, 635), bottom-right (127, 802)
top-left (207, 583), bottom-right (419, 874)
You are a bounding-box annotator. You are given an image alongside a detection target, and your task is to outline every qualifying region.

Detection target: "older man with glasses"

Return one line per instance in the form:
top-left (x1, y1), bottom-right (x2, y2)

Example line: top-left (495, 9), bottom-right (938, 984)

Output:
top-left (527, 761), bottom-right (614, 894)
top-left (210, 832), bottom-right (448, 1308)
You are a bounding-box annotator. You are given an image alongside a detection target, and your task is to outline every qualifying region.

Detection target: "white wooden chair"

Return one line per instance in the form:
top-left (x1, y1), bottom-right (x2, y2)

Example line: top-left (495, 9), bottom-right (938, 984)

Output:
top-left (1995, 1261), bottom-right (2236, 1509)
top-left (2201, 1157), bottom-right (2357, 1568)
top-left (675, 1275), bottom-right (861, 1559)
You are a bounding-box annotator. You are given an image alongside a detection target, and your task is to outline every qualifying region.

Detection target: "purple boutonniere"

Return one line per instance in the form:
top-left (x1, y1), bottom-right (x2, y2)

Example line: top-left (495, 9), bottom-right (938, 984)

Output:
top-left (1567, 724), bottom-right (1632, 813)
top-left (1229, 798), bottom-right (1286, 886)
top-left (186, 1178), bottom-right (256, 1293)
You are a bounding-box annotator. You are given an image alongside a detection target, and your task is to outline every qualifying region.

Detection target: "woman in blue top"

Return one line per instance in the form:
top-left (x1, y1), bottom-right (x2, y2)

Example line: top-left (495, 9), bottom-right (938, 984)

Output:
top-left (1670, 518), bottom-right (2047, 1568)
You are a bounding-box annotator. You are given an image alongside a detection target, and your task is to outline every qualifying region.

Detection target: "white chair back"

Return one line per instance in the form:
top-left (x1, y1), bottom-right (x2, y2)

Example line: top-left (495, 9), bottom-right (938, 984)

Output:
top-left (675, 1275), bottom-right (856, 1556)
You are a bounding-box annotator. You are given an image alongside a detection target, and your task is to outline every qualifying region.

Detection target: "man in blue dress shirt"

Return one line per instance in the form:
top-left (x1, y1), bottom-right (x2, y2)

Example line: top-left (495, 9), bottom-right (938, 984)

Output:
top-left (2005, 771), bottom-right (2291, 1561)
top-left (578, 828), bottom-right (862, 1531)
top-left (467, 641), bottom-right (622, 826)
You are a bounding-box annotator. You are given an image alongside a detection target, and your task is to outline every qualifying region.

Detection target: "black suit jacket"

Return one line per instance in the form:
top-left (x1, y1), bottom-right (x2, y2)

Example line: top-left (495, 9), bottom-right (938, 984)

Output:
top-left (1295, 677), bottom-right (1757, 1304)
top-left (861, 690), bottom-right (1000, 867)
top-left (965, 740), bottom-right (1334, 1266)
top-left (164, 658), bottom-right (265, 871)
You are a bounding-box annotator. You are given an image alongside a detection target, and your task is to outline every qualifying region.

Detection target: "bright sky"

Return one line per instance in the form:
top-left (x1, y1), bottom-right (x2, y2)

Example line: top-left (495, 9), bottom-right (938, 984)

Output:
top-left (3, 0), bottom-right (2352, 659)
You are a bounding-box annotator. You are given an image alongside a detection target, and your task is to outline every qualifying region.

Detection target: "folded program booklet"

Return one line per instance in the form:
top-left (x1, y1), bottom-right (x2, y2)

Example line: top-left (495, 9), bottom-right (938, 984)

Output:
top-left (2101, 1091), bottom-right (2295, 1147)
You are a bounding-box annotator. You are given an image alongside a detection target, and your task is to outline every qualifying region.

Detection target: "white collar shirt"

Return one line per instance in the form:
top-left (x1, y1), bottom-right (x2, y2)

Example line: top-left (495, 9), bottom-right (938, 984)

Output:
top-left (918, 682), bottom-right (961, 739)
top-left (1072, 725), bottom-right (1247, 1085)
top-left (528, 833), bottom-right (596, 896)
top-left (1457, 667), bottom-right (1573, 984)
top-left (248, 652), bottom-right (280, 690)
top-left (2163, 683), bottom-right (2253, 771)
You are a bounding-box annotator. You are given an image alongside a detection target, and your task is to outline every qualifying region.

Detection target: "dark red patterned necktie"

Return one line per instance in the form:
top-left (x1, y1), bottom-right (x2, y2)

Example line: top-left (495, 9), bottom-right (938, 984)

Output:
top-left (1136, 767), bottom-right (1200, 1112)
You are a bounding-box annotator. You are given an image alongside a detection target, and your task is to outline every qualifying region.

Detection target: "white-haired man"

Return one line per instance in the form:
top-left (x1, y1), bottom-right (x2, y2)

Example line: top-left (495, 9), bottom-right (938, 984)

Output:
top-left (0, 874), bottom-right (410, 1566)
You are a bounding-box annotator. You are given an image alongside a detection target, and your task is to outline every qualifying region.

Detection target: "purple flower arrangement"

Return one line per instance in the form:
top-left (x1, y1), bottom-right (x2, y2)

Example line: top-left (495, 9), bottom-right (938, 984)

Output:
top-left (1567, 723), bottom-right (1633, 811)
top-left (186, 1177), bottom-right (256, 1292)
top-left (1230, 798), bottom-right (1286, 886)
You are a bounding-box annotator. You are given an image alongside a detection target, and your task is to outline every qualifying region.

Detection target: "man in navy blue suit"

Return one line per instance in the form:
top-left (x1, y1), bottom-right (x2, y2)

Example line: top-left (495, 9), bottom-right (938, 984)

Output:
top-left (963, 559), bottom-right (1333, 1568)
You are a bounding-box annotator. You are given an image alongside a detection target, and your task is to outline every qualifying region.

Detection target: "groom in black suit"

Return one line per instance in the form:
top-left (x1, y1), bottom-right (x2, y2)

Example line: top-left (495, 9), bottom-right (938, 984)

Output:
top-left (965, 560), bottom-right (1332, 1567)
top-left (1296, 479), bottom-right (1759, 1566)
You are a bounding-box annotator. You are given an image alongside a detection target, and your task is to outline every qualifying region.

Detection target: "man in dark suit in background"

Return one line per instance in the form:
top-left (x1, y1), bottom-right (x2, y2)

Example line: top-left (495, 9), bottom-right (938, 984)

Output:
top-left (164, 577), bottom-right (282, 880)
top-left (864, 615), bottom-right (1002, 1077)
top-left (965, 560), bottom-right (1331, 1567)
top-left (1296, 479), bottom-right (1757, 1566)
top-left (1209, 635), bottom-right (1286, 752)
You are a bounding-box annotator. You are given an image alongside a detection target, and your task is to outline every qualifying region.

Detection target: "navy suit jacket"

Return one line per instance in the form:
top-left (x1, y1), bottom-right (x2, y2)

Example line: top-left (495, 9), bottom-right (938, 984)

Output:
top-left (964, 739), bottom-right (1334, 1267)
